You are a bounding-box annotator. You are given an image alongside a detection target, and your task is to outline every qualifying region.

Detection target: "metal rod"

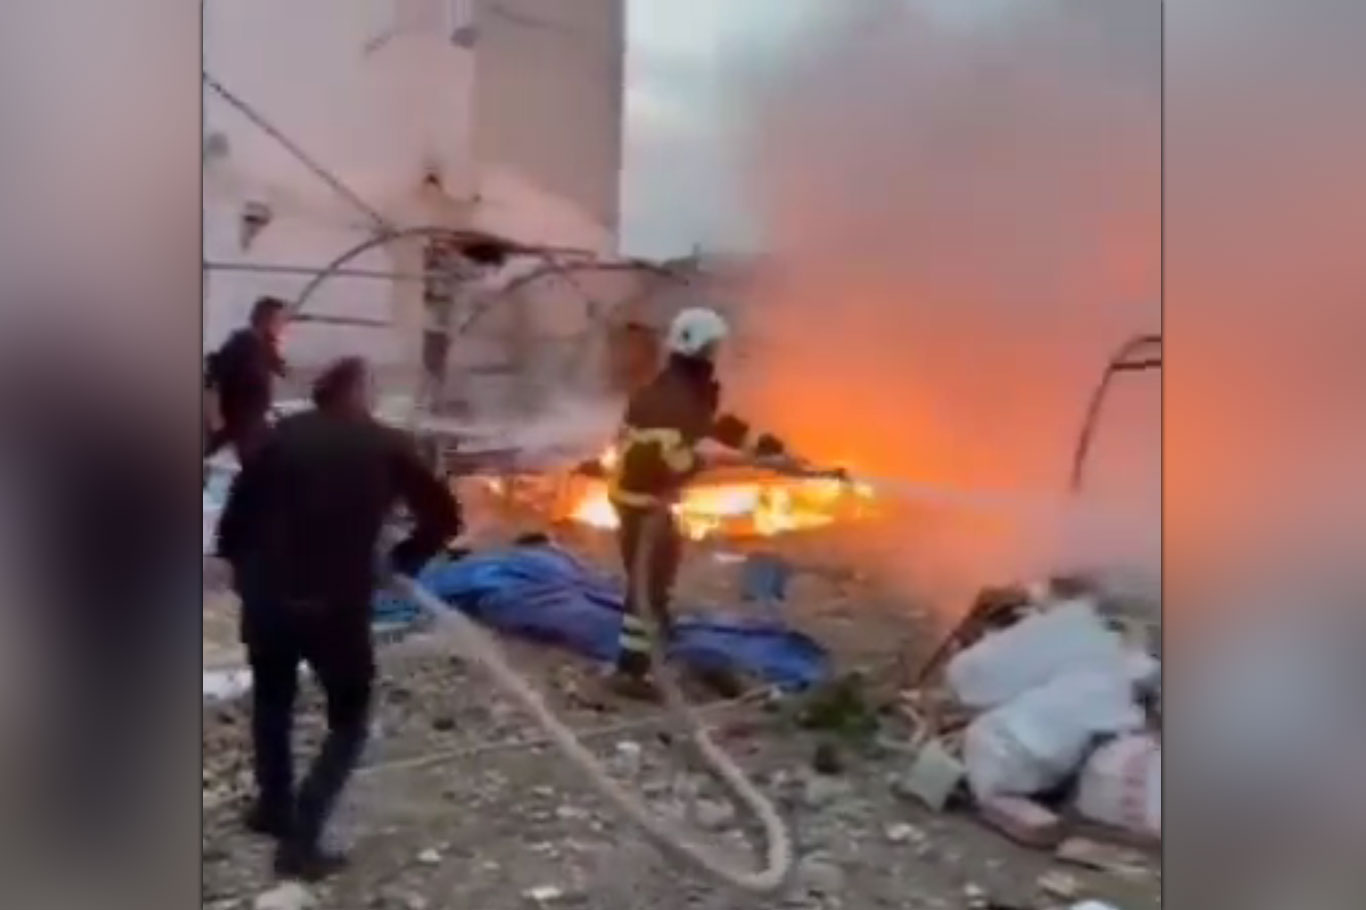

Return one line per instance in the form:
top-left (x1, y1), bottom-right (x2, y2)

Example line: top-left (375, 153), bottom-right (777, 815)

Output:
top-left (205, 259), bottom-right (450, 283)
top-left (203, 72), bottom-right (392, 232)
top-left (1069, 334), bottom-right (1162, 493)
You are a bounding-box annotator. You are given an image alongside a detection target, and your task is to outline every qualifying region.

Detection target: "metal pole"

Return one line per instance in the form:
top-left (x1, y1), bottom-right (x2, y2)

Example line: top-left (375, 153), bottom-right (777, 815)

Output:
top-left (203, 72), bottom-right (393, 233)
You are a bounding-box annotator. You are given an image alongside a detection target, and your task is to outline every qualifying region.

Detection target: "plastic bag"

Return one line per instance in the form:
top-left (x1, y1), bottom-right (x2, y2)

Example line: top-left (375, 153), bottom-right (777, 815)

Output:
top-left (964, 669), bottom-right (1145, 800)
top-left (1074, 733), bottom-right (1161, 838)
top-left (947, 599), bottom-right (1130, 710)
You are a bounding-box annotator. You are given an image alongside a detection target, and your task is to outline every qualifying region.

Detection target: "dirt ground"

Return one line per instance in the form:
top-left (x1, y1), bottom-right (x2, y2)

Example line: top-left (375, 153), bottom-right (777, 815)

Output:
top-left (201, 530), bottom-right (1161, 910)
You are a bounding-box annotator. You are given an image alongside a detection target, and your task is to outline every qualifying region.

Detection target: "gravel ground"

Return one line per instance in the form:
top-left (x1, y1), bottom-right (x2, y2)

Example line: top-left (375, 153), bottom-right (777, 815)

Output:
top-left (202, 534), bottom-right (1161, 910)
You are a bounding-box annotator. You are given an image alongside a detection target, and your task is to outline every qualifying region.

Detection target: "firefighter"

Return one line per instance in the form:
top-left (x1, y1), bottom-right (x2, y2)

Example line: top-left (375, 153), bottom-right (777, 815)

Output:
top-left (204, 295), bottom-right (289, 469)
top-left (604, 307), bottom-right (789, 698)
top-left (215, 356), bottom-right (461, 881)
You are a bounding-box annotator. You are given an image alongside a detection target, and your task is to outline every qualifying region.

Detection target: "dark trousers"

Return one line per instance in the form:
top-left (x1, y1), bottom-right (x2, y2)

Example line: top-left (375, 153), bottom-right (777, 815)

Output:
top-left (244, 600), bottom-right (375, 849)
top-left (204, 414), bottom-right (270, 465)
top-left (615, 504), bottom-right (682, 676)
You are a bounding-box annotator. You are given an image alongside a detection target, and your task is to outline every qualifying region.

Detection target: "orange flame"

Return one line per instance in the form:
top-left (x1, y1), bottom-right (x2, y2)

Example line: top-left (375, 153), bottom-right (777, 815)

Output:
top-left (565, 446), bottom-right (875, 540)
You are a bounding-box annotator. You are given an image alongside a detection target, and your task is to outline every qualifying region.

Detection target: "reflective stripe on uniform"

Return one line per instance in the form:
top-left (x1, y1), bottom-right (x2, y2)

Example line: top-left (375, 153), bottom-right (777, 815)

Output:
top-left (621, 426), bottom-right (697, 474)
top-left (607, 480), bottom-right (662, 509)
top-left (619, 613), bottom-right (652, 653)
top-left (607, 425), bottom-right (697, 507)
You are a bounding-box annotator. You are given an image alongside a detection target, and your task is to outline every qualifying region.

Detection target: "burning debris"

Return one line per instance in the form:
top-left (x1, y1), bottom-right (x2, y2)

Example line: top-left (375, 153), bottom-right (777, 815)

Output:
top-left (570, 447), bottom-right (875, 541)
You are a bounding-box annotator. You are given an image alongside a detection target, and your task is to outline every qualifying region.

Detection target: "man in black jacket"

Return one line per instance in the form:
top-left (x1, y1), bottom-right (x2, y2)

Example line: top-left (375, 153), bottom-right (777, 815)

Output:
top-left (216, 356), bottom-right (461, 881)
top-left (205, 295), bottom-right (289, 467)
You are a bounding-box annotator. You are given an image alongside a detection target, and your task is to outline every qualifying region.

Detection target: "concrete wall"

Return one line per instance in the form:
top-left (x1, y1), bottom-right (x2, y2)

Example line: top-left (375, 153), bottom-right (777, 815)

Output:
top-left (473, 0), bottom-right (626, 241)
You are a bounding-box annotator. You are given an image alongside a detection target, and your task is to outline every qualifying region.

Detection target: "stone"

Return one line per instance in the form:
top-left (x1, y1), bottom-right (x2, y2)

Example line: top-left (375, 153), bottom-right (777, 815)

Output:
top-left (523, 884), bottom-right (584, 905)
top-left (796, 855), bottom-right (845, 896)
top-left (1038, 869), bottom-right (1081, 899)
top-left (416, 847), bottom-right (442, 865)
top-left (977, 795), bottom-right (1064, 848)
top-left (254, 882), bottom-right (316, 910)
top-left (694, 798), bottom-right (737, 831)
top-left (812, 741), bottom-right (844, 775)
top-left (1056, 836), bottom-right (1151, 879)
top-left (404, 896), bottom-right (430, 910)
top-left (962, 882), bottom-right (988, 909)
top-left (884, 822), bottom-right (925, 845)
top-left (802, 774), bottom-right (852, 810)
top-left (613, 741), bottom-right (643, 778)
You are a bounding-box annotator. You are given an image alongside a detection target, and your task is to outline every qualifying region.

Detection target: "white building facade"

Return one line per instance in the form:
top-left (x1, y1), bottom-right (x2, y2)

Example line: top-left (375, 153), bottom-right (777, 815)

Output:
top-left (203, 0), bottom-right (626, 377)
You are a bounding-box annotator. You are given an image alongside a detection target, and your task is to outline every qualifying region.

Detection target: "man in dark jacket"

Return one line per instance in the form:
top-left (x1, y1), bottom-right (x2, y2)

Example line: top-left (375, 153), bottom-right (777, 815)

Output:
top-left (601, 307), bottom-right (788, 698)
top-left (216, 356), bottom-right (460, 881)
top-left (205, 295), bottom-right (289, 466)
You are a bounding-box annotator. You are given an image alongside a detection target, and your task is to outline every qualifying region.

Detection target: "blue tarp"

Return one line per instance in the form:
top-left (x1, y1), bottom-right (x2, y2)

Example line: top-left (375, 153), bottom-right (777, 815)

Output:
top-left (373, 545), bottom-right (829, 691)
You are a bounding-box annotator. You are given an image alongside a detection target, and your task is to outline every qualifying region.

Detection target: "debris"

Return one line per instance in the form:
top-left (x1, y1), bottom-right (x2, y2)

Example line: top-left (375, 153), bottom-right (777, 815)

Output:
top-left (801, 773), bottom-right (852, 810)
top-left (694, 798), bottom-right (737, 831)
top-left (812, 740), bottom-right (845, 775)
top-left (612, 740), bottom-right (643, 778)
top-left (946, 599), bottom-right (1132, 710)
top-left (977, 795), bottom-right (1064, 849)
top-left (962, 881), bottom-right (989, 908)
top-left (523, 884), bottom-right (575, 905)
top-left (795, 672), bottom-right (880, 743)
top-left (1068, 903), bottom-right (1120, 910)
top-left (253, 882), bottom-right (316, 910)
top-left (795, 854), bottom-right (845, 896)
top-left (1056, 836), bottom-right (1151, 879)
top-left (404, 896), bottom-right (430, 910)
top-left (884, 821), bottom-right (925, 845)
top-left (963, 669), bottom-right (1144, 801)
top-left (416, 847), bottom-right (442, 865)
top-left (1074, 734), bottom-right (1161, 840)
top-left (1037, 870), bottom-right (1081, 899)
top-left (894, 738), bottom-right (967, 811)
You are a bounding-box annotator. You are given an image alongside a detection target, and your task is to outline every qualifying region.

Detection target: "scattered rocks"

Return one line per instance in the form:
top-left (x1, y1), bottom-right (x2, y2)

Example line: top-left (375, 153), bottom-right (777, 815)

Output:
top-left (430, 714), bottom-right (456, 732)
top-left (812, 741), bottom-right (845, 775)
top-left (416, 847), bottom-right (442, 866)
top-left (976, 795), bottom-right (1064, 848)
top-left (884, 821), bottom-right (925, 845)
top-left (694, 798), bottom-right (737, 831)
top-left (612, 741), bottom-right (643, 778)
top-left (1037, 869), bottom-right (1081, 900)
top-left (1055, 836), bottom-right (1152, 880)
top-left (802, 774), bottom-right (852, 811)
top-left (523, 884), bottom-right (585, 905)
top-left (962, 881), bottom-right (988, 909)
top-left (795, 854), bottom-right (845, 896)
top-left (253, 882), bottom-right (316, 910)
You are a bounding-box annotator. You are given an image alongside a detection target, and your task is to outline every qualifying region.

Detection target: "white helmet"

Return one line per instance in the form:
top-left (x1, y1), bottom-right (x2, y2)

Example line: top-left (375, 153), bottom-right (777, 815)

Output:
top-left (666, 307), bottom-right (729, 359)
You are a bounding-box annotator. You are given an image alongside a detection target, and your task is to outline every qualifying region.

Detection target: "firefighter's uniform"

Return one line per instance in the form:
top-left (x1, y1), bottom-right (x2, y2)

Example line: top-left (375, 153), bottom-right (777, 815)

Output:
top-left (607, 352), bottom-right (784, 679)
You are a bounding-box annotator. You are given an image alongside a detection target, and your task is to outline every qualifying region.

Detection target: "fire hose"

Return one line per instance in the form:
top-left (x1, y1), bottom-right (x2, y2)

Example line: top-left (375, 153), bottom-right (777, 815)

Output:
top-left (392, 507), bottom-right (794, 893)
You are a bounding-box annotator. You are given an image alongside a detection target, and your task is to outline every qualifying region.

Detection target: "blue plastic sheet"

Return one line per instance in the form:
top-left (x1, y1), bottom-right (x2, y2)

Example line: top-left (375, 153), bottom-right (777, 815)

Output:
top-left (373, 545), bottom-right (829, 691)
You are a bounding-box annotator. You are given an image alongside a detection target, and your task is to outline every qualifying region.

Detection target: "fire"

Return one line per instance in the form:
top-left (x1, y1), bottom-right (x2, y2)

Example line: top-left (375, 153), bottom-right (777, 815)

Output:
top-left (565, 446), bottom-right (876, 540)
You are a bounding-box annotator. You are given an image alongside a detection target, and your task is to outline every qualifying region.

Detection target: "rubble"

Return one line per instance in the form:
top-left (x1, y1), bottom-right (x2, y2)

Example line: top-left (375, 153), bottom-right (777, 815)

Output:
top-left (1055, 837), bottom-right (1152, 880)
top-left (254, 882), bottom-right (317, 910)
top-left (977, 796), bottom-right (1064, 849)
top-left (894, 738), bottom-right (966, 811)
top-left (201, 531), bottom-right (1160, 908)
top-left (1036, 869), bottom-right (1081, 900)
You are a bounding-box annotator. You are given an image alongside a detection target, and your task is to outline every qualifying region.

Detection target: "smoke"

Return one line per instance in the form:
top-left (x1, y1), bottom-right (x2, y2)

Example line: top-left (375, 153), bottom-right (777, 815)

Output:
top-left (1165, 0), bottom-right (1366, 610)
top-left (722, 0), bottom-right (1160, 610)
